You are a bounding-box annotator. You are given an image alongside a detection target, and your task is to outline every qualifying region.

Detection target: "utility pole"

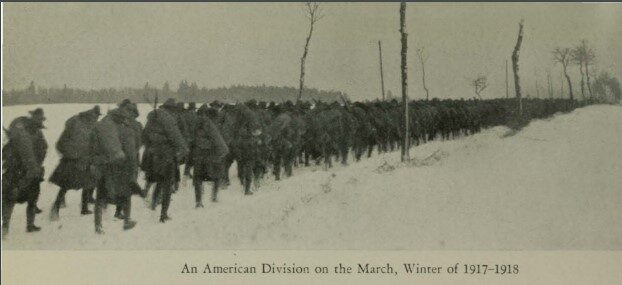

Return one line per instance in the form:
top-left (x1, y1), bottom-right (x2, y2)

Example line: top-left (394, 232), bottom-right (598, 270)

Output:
top-left (399, 1), bottom-right (410, 162)
top-left (378, 41), bottom-right (386, 101)
top-left (505, 59), bottom-right (509, 99)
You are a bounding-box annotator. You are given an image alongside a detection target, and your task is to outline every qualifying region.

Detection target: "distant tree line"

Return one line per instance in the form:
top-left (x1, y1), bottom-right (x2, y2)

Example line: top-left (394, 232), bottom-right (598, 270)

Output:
top-left (2, 81), bottom-right (347, 106)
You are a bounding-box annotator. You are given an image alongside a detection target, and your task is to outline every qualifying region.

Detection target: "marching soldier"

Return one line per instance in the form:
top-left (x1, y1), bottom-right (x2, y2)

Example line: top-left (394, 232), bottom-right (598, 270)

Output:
top-left (182, 102), bottom-right (198, 178)
top-left (2, 108), bottom-right (48, 237)
top-left (142, 98), bottom-right (189, 222)
top-left (91, 100), bottom-right (141, 233)
top-left (192, 105), bottom-right (229, 207)
top-left (49, 106), bottom-right (101, 220)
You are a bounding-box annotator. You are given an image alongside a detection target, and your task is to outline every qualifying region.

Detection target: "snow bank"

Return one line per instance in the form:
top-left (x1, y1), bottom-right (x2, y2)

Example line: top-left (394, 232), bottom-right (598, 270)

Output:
top-left (2, 104), bottom-right (621, 250)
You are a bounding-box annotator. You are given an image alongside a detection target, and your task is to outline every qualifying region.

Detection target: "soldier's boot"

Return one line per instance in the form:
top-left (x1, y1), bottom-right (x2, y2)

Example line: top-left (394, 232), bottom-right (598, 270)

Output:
top-left (273, 160), bottom-right (281, 181)
top-left (50, 189), bottom-right (65, 221)
top-left (159, 183), bottom-right (172, 223)
top-left (122, 198), bottom-right (136, 231)
top-left (211, 180), bottom-right (219, 202)
top-left (150, 186), bottom-right (161, 210)
top-left (285, 162), bottom-right (293, 178)
top-left (243, 176), bottom-right (253, 196)
top-left (81, 188), bottom-right (93, 215)
top-left (59, 193), bottom-right (67, 209)
top-left (26, 203), bottom-right (41, 233)
top-left (94, 194), bottom-right (105, 234)
top-left (114, 207), bottom-right (124, 219)
top-left (342, 149), bottom-right (349, 165)
top-left (88, 190), bottom-right (96, 204)
top-left (194, 183), bottom-right (204, 208)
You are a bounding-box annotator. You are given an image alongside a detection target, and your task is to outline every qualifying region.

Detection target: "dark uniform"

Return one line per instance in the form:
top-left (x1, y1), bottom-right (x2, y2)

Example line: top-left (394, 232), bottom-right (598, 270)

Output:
top-left (142, 98), bottom-right (189, 222)
top-left (90, 101), bottom-right (142, 233)
top-left (182, 102), bottom-right (198, 177)
top-left (49, 106), bottom-right (101, 220)
top-left (2, 108), bottom-right (47, 237)
top-left (192, 105), bottom-right (229, 207)
top-left (268, 107), bottom-right (295, 180)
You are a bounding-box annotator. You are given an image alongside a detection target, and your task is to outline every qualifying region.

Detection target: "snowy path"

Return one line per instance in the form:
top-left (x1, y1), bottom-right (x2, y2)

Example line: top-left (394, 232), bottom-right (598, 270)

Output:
top-left (2, 104), bottom-right (622, 250)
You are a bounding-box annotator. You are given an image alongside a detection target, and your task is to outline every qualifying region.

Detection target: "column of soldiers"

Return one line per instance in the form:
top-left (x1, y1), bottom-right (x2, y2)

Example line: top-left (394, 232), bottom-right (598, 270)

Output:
top-left (2, 97), bottom-right (583, 238)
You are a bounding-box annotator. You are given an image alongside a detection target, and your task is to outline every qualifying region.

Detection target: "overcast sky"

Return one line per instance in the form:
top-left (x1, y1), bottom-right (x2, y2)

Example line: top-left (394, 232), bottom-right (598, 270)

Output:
top-left (3, 2), bottom-right (621, 101)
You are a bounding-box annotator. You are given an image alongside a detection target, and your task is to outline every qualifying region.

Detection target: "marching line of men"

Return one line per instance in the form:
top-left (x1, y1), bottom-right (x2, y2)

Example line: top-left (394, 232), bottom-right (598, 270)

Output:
top-left (2, 96), bottom-right (583, 238)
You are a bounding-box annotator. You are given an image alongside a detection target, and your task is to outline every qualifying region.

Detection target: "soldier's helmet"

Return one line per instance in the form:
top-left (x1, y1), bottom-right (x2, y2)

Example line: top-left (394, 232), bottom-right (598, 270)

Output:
top-left (245, 99), bottom-right (258, 108)
top-left (29, 108), bottom-right (46, 127)
top-left (92, 105), bottom-right (102, 116)
top-left (188, 102), bottom-right (197, 110)
top-left (118, 99), bottom-right (132, 108)
top-left (197, 104), bottom-right (210, 116)
top-left (161, 98), bottom-right (177, 110)
top-left (210, 100), bottom-right (223, 109)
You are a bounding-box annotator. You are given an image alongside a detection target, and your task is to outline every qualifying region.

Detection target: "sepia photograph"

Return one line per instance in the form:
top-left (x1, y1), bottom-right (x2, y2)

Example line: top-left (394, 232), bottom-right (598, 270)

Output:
top-left (1, 1), bottom-right (621, 255)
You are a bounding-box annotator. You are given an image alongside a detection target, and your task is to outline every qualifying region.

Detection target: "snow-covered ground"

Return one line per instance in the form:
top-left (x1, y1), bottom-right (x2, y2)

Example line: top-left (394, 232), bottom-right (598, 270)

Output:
top-left (2, 104), bottom-right (621, 250)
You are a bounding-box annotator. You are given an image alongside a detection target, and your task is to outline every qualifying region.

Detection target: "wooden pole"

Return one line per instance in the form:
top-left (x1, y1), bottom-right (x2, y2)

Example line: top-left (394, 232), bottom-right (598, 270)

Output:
top-left (378, 41), bottom-right (386, 101)
top-left (511, 20), bottom-right (524, 115)
top-left (505, 59), bottom-right (509, 99)
top-left (399, 1), bottom-right (410, 162)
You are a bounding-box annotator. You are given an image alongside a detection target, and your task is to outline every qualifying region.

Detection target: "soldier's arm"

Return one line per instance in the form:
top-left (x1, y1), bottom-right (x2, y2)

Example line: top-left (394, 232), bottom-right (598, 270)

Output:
top-left (56, 118), bottom-right (75, 156)
top-left (10, 123), bottom-right (40, 175)
top-left (161, 112), bottom-right (189, 157)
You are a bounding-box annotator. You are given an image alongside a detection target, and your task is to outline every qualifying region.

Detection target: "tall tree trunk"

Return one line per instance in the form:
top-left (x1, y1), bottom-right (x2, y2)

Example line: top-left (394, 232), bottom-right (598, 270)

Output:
top-left (511, 20), bottom-right (524, 116)
top-left (579, 61), bottom-right (586, 101)
top-left (559, 71), bottom-right (564, 98)
top-left (505, 59), bottom-right (509, 99)
top-left (563, 63), bottom-right (574, 100)
top-left (399, 1), bottom-right (410, 162)
top-left (421, 55), bottom-right (429, 100)
top-left (585, 61), bottom-right (593, 99)
top-left (297, 19), bottom-right (315, 102)
top-left (378, 41), bottom-right (386, 101)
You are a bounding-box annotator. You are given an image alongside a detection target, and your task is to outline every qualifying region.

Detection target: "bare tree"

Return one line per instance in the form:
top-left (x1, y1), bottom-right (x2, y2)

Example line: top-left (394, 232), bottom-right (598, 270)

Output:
top-left (511, 19), bottom-right (524, 115)
top-left (399, 1), bottom-right (410, 162)
top-left (572, 41), bottom-right (589, 100)
top-left (505, 59), bottom-right (509, 99)
top-left (546, 69), bottom-right (554, 98)
top-left (378, 41), bottom-right (386, 100)
top-left (416, 47), bottom-right (430, 100)
top-left (471, 75), bottom-right (487, 99)
top-left (574, 40), bottom-right (596, 99)
top-left (297, 2), bottom-right (324, 102)
top-left (553, 47), bottom-right (574, 100)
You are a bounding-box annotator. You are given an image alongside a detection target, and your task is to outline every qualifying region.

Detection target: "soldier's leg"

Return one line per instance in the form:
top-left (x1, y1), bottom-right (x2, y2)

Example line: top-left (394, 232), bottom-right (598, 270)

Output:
top-left (122, 197), bottom-right (136, 230)
top-left (272, 152), bottom-right (282, 181)
top-left (94, 180), bottom-right (106, 234)
top-left (81, 188), bottom-right (94, 215)
top-left (212, 178), bottom-right (220, 202)
top-left (284, 150), bottom-right (293, 177)
top-left (194, 181), bottom-right (203, 208)
top-left (173, 166), bottom-right (181, 193)
top-left (150, 183), bottom-right (161, 211)
top-left (50, 187), bottom-right (67, 221)
top-left (183, 162), bottom-right (192, 178)
top-left (26, 182), bottom-right (42, 232)
top-left (242, 163), bottom-right (253, 196)
top-left (159, 181), bottom-right (173, 222)
top-left (2, 196), bottom-right (15, 238)
top-left (114, 196), bottom-right (124, 219)
top-left (340, 146), bottom-right (348, 165)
